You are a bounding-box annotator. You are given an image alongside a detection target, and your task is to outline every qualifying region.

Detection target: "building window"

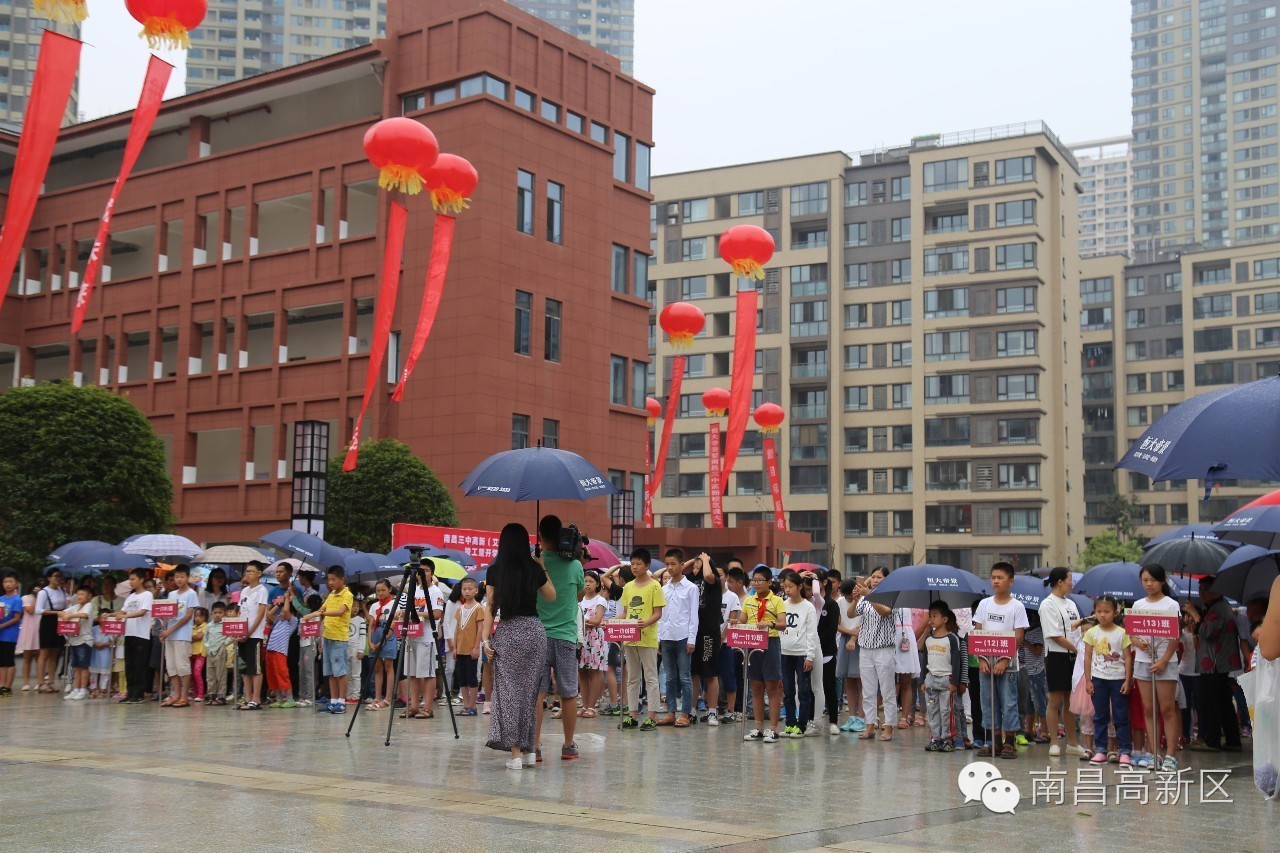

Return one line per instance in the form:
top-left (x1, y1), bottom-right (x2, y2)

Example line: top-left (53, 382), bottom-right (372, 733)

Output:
top-left (681, 237), bottom-right (708, 261)
top-left (613, 132), bottom-right (630, 182)
top-left (891, 217), bottom-right (911, 242)
top-left (892, 383), bottom-right (912, 409)
top-left (995, 199), bottom-right (1035, 227)
top-left (682, 198), bottom-right (710, 222)
top-left (892, 341), bottom-right (912, 366)
top-left (843, 385), bottom-right (869, 411)
top-left (924, 373), bottom-right (970, 404)
top-left (1195, 361), bottom-right (1235, 385)
top-left (739, 191), bottom-right (764, 215)
top-left (678, 473), bottom-right (706, 497)
top-left (926, 463), bottom-right (970, 492)
top-left (542, 418), bottom-right (559, 449)
top-left (998, 418), bottom-right (1038, 445)
top-left (545, 181), bottom-right (564, 244)
top-left (632, 361), bottom-right (646, 408)
top-left (999, 508), bottom-right (1040, 534)
top-left (844, 222), bottom-right (867, 247)
top-left (844, 345), bottom-right (868, 370)
top-left (924, 330), bottom-right (970, 361)
top-left (514, 291), bottom-right (532, 356)
top-left (540, 100), bottom-right (560, 123)
top-left (924, 287), bottom-right (968, 318)
top-left (997, 285), bottom-right (1036, 313)
top-left (995, 156), bottom-right (1035, 184)
top-left (997, 463), bottom-right (1039, 489)
top-left (892, 299), bottom-right (912, 325)
top-left (892, 258), bottom-right (912, 283)
top-left (736, 471), bottom-right (764, 495)
top-left (923, 157), bottom-right (968, 192)
top-left (612, 244), bottom-right (629, 293)
top-left (512, 413), bottom-right (530, 449)
top-left (995, 242), bottom-right (1036, 270)
top-left (636, 143), bottom-right (652, 191)
top-left (925, 416), bottom-right (970, 446)
top-left (515, 88), bottom-right (534, 111)
top-left (1193, 294), bottom-right (1232, 319)
top-left (402, 91), bottom-right (425, 112)
top-left (845, 263), bottom-right (868, 288)
top-left (633, 252), bottom-right (651, 300)
top-left (997, 373), bottom-right (1038, 401)
top-left (590, 122), bottom-right (607, 144)
top-left (923, 244), bottom-right (969, 275)
top-left (790, 182), bottom-right (829, 216)
top-left (566, 111), bottom-right (584, 133)
top-left (516, 169), bottom-right (534, 235)
top-left (544, 299), bottom-right (562, 362)
top-left (891, 176), bottom-right (911, 201)
top-left (844, 427), bottom-right (868, 452)
top-left (997, 330), bottom-right (1037, 356)
top-left (610, 355), bottom-right (627, 405)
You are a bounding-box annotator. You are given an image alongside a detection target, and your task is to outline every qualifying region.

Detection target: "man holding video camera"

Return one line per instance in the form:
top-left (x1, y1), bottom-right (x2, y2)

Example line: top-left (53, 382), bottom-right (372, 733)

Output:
top-left (534, 515), bottom-right (586, 762)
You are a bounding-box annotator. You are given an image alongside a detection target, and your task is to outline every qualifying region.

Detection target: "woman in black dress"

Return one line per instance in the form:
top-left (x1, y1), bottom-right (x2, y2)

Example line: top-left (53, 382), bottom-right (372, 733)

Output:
top-left (483, 523), bottom-right (555, 770)
top-left (35, 569), bottom-right (68, 693)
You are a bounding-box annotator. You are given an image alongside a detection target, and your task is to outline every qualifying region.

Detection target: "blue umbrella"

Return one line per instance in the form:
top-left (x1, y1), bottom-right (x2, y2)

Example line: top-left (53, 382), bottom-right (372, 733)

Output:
top-left (865, 564), bottom-right (991, 609)
top-left (460, 446), bottom-right (621, 502)
top-left (1212, 547), bottom-right (1278, 604)
top-left (1069, 594), bottom-right (1095, 617)
top-left (47, 540), bottom-right (113, 563)
top-left (1142, 524), bottom-right (1237, 550)
top-left (1008, 574), bottom-right (1052, 611)
top-left (1115, 375), bottom-right (1280, 487)
top-left (1212, 504), bottom-right (1280, 551)
top-left (1074, 562), bottom-right (1145, 601)
top-left (343, 551), bottom-right (402, 585)
top-left (260, 529), bottom-right (349, 568)
top-left (61, 546), bottom-right (157, 576)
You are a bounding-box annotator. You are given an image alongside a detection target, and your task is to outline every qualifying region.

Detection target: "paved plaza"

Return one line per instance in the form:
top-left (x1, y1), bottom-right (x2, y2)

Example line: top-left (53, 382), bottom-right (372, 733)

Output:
top-left (1, 690), bottom-right (1274, 852)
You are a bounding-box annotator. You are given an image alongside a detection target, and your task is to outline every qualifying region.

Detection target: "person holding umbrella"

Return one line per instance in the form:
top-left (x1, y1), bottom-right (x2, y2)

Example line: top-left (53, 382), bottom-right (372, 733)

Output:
top-left (533, 515), bottom-right (585, 761)
top-left (854, 567), bottom-right (899, 741)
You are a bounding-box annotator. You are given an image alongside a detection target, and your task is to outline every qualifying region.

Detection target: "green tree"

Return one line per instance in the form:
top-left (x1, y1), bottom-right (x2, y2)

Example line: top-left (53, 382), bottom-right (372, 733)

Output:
top-left (1099, 492), bottom-right (1146, 543)
top-left (0, 382), bottom-right (173, 575)
top-left (325, 439), bottom-right (458, 554)
top-left (1074, 529), bottom-right (1144, 571)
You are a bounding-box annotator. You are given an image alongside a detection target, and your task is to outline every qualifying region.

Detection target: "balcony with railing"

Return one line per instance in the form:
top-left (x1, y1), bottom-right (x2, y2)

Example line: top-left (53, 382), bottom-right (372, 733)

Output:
top-left (792, 404), bottom-right (828, 420)
top-left (791, 362), bottom-right (829, 381)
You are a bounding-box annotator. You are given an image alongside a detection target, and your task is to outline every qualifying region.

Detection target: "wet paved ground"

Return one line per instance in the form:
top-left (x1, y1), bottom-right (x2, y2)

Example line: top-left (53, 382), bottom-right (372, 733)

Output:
top-left (2, 687), bottom-right (1274, 852)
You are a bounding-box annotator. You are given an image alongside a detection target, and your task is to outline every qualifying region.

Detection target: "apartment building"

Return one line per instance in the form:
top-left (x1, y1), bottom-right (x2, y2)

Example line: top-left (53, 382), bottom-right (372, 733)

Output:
top-left (186, 0), bottom-right (633, 93)
top-left (649, 123), bottom-right (1087, 577)
top-left (1130, 0), bottom-right (1280, 250)
top-left (1073, 137), bottom-right (1132, 258)
top-left (0, 4), bottom-right (78, 124)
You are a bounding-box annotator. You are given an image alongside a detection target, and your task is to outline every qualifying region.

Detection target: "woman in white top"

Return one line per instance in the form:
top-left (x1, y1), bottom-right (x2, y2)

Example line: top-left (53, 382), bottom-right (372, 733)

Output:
top-left (1040, 567), bottom-right (1086, 757)
top-left (1132, 563), bottom-right (1184, 773)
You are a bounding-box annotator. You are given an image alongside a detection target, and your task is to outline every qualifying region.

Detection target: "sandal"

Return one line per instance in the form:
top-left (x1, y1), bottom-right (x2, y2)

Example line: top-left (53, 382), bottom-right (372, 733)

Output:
top-left (413, 710), bottom-right (434, 719)
top-left (171, 700), bottom-right (190, 708)
top-left (914, 717), bottom-right (927, 727)
top-left (161, 697), bottom-right (176, 707)
top-left (858, 730), bottom-right (877, 740)
top-left (898, 719), bottom-right (910, 729)
top-left (675, 714), bottom-right (690, 727)
top-left (878, 727), bottom-right (893, 742)
top-left (581, 708), bottom-right (598, 718)
top-left (399, 711), bottom-right (411, 719)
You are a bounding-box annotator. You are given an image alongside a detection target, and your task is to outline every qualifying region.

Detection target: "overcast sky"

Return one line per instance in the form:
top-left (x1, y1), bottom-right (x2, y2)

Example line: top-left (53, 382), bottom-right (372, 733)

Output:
top-left (80, 0), bottom-right (1133, 173)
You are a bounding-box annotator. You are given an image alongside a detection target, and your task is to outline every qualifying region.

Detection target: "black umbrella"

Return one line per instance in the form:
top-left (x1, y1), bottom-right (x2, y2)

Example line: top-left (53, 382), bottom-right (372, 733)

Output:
top-left (1213, 546), bottom-right (1280, 604)
top-left (1139, 534), bottom-right (1231, 576)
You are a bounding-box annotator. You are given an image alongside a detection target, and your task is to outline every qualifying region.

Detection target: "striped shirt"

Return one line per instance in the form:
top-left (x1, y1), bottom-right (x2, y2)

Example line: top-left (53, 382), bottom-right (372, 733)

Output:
top-left (855, 599), bottom-right (895, 649)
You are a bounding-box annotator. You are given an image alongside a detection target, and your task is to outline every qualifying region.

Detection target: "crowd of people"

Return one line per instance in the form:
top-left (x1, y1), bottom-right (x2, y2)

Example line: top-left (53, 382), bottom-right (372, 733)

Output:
top-left (2, 523), bottom-right (1279, 780)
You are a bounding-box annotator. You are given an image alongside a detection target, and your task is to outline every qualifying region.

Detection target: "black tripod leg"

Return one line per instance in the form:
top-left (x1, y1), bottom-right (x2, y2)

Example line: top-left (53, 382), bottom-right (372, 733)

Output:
top-left (385, 632), bottom-right (408, 746)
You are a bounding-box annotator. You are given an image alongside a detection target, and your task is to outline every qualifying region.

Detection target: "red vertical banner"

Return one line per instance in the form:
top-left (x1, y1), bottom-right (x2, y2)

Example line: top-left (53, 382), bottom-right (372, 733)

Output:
top-left (708, 422), bottom-right (724, 528)
top-left (720, 289), bottom-right (758, 484)
top-left (0, 31), bottom-right (82, 316)
top-left (71, 55), bottom-right (174, 334)
top-left (647, 357), bottom-right (684, 504)
top-left (763, 437), bottom-right (786, 530)
top-left (342, 202), bottom-right (408, 472)
top-left (390, 213), bottom-right (454, 401)
top-left (643, 428), bottom-right (654, 527)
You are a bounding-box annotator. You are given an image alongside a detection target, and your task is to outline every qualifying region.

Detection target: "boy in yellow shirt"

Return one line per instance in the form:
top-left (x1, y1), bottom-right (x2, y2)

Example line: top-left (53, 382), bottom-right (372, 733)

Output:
top-left (619, 548), bottom-right (665, 732)
top-left (741, 565), bottom-right (786, 743)
top-left (302, 566), bottom-right (353, 714)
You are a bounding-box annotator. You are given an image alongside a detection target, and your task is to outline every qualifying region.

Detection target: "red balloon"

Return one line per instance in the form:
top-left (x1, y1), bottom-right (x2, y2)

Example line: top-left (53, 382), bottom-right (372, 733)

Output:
top-left (126, 0), bottom-right (207, 49)
top-left (424, 153), bottom-right (479, 215)
top-left (645, 397), bottom-right (662, 424)
top-left (719, 225), bottom-right (775, 280)
top-left (753, 402), bottom-right (785, 434)
top-left (363, 118), bottom-right (440, 196)
top-left (702, 387), bottom-right (730, 417)
top-left (658, 302), bottom-right (706, 349)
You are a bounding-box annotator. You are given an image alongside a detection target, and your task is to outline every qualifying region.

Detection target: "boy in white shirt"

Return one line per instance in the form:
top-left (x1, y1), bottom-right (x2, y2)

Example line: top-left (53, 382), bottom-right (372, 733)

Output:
top-left (973, 562), bottom-right (1029, 760)
top-left (159, 565), bottom-right (200, 708)
top-left (718, 565), bottom-right (744, 722)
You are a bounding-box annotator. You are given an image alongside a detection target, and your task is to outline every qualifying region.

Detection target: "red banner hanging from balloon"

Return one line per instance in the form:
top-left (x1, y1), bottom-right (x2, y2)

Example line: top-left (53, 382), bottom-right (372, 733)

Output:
top-left (719, 289), bottom-right (758, 485)
top-left (709, 422), bottom-right (724, 528)
top-left (647, 357), bottom-right (685, 505)
top-left (763, 436), bottom-right (786, 530)
top-left (71, 54), bottom-right (173, 335)
top-left (0, 31), bottom-right (81, 317)
top-left (643, 427), bottom-right (654, 527)
top-left (342, 202), bottom-right (408, 472)
top-left (390, 214), bottom-right (454, 401)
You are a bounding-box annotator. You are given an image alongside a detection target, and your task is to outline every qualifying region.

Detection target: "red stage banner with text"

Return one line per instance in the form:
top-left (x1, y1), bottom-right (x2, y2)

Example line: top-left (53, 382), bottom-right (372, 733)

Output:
top-left (391, 523), bottom-right (535, 566)
top-left (342, 203), bottom-right (408, 472)
top-left (763, 436), bottom-right (786, 530)
top-left (719, 289), bottom-right (758, 485)
top-left (0, 31), bottom-right (81, 316)
top-left (709, 422), bottom-right (724, 528)
top-left (71, 55), bottom-right (173, 334)
top-left (647, 356), bottom-right (684, 504)
top-left (390, 214), bottom-right (455, 401)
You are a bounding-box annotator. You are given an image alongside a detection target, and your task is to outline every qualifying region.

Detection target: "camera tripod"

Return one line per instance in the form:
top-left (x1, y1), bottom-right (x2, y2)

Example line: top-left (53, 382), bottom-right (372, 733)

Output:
top-left (346, 547), bottom-right (459, 745)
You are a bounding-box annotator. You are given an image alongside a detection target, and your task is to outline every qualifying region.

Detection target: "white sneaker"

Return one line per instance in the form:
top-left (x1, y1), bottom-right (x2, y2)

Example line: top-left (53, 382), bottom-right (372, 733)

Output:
top-left (75, 689), bottom-right (89, 700)
top-left (706, 711), bottom-right (719, 727)
top-left (505, 758), bottom-right (523, 771)
top-left (63, 690), bottom-right (75, 700)
top-left (829, 724), bottom-right (840, 735)
top-left (804, 722), bottom-right (820, 737)
top-left (763, 730), bottom-right (778, 743)
top-left (744, 729), bottom-right (763, 742)
top-left (1048, 744), bottom-right (1061, 757)
top-left (522, 752), bottom-right (536, 766)
top-left (1064, 743), bottom-right (1088, 757)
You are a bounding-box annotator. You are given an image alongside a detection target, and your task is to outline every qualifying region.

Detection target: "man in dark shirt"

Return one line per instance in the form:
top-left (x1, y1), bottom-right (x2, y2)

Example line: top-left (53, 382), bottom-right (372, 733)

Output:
top-left (1190, 577), bottom-right (1243, 753)
top-left (685, 552), bottom-right (723, 725)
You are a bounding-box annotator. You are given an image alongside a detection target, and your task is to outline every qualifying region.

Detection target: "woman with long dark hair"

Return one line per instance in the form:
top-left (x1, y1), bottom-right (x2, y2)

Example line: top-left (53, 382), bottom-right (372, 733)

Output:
top-left (199, 569), bottom-right (230, 611)
top-left (35, 569), bottom-right (68, 693)
top-left (483, 523), bottom-right (555, 770)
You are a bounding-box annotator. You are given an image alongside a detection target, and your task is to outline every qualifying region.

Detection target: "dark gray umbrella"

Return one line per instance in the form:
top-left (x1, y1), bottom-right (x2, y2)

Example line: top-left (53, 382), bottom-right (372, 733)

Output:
top-left (1139, 535), bottom-right (1231, 576)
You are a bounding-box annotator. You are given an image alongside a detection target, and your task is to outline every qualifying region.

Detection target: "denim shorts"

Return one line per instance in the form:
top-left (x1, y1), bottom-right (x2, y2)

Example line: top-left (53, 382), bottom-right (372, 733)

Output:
top-left (323, 639), bottom-right (349, 677)
top-left (68, 644), bottom-right (92, 669)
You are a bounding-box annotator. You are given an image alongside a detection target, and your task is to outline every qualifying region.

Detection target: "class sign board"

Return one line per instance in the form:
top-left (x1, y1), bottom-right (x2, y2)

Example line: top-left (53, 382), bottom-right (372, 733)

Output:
top-left (725, 626), bottom-right (768, 650)
top-left (299, 619), bottom-right (321, 638)
top-left (221, 618), bottom-right (248, 638)
top-left (1127, 609), bottom-right (1180, 639)
top-left (151, 601), bottom-right (178, 620)
top-left (57, 619), bottom-right (80, 636)
top-left (968, 630), bottom-right (1019, 659)
top-left (393, 621), bottom-right (425, 639)
top-left (603, 619), bottom-right (641, 643)
top-left (101, 619), bottom-right (126, 636)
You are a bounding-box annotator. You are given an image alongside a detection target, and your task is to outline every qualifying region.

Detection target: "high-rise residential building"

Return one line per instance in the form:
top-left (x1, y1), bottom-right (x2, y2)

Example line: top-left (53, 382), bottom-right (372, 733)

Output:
top-left (0, 6), bottom-right (79, 124)
top-left (1073, 137), bottom-right (1132, 258)
top-left (2, 0), bottom-right (653, 543)
top-left (649, 123), bottom-right (1086, 576)
top-left (185, 0), bottom-right (633, 93)
top-left (1080, 241), bottom-right (1280, 540)
top-left (1130, 0), bottom-right (1280, 252)
top-left (507, 0), bottom-right (634, 74)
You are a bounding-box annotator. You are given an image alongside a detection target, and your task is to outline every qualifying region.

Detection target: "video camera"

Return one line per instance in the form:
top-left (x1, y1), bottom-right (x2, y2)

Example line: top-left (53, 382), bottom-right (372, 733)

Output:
top-left (557, 524), bottom-right (588, 562)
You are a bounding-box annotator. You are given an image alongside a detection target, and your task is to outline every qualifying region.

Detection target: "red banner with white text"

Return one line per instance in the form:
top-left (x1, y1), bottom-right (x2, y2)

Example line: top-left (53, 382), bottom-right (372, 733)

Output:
top-left (342, 202), bottom-right (408, 472)
top-left (71, 55), bottom-right (173, 334)
top-left (763, 437), bottom-right (786, 530)
top-left (643, 427), bottom-right (653, 527)
top-left (647, 356), bottom-right (684, 504)
top-left (719, 289), bottom-right (758, 485)
top-left (391, 522), bottom-right (535, 566)
top-left (390, 213), bottom-right (454, 401)
top-left (0, 32), bottom-right (81, 316)
top-left (709, 422), bottom-right (724, 528)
